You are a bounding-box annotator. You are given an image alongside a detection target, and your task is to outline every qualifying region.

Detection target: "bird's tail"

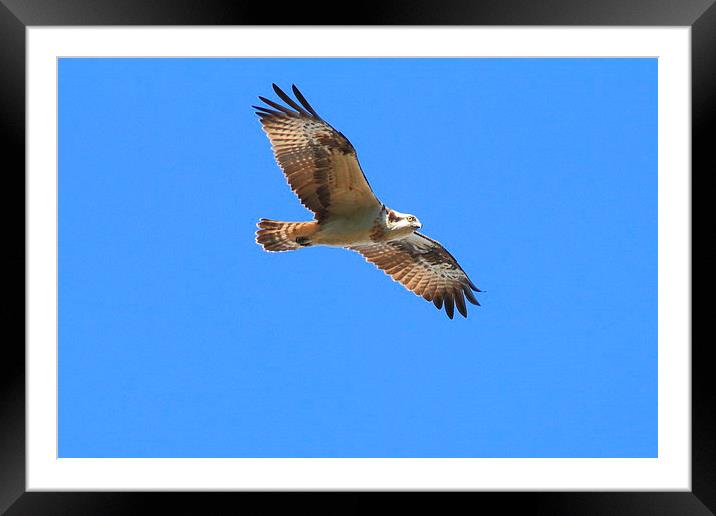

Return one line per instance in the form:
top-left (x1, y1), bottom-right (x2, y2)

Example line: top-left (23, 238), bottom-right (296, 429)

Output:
top-left (255, 219), bottom-right (318, 252)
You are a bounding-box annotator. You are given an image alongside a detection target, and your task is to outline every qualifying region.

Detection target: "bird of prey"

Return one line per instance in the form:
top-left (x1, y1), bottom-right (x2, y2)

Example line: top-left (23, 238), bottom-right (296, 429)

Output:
top-left (253, 84), bottom-right (481, 319)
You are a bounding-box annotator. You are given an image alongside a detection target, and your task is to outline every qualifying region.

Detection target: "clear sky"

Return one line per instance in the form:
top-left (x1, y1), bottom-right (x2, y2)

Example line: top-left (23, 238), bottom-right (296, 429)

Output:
top-left (58, 58), bottom-right (657, 457)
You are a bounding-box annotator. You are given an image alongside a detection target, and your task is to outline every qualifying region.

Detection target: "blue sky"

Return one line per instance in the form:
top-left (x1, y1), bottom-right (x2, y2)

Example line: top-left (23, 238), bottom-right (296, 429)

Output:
top-left (58, 58), bottom-right (657, 457)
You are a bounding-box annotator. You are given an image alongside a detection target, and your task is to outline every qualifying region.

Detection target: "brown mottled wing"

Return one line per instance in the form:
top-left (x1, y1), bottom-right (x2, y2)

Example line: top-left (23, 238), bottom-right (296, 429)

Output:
top-left (254, 84), bottom-right (380, 220)
top-left (350, 232), bottom-right (481, 319)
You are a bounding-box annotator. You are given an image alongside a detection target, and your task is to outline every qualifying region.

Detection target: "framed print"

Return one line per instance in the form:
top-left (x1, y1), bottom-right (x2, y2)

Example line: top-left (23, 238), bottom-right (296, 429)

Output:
top-left (3, 0), bottom-right (709, 514)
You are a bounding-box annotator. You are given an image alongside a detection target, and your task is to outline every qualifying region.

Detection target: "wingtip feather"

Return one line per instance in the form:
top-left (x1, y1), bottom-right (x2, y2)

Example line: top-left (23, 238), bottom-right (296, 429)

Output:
top-left (291, 84), bottom-right (320, 118)
top-left (464, 286), bottom-right (479, 305)
top-left (455, 292), bottom-right (468, 318)
top-left (444, 296), bottom-right (455, 319)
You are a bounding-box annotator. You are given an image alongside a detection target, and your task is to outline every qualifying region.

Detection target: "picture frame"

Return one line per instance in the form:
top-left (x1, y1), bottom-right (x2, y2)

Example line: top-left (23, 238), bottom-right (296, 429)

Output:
top-left (3, 0), bottom-right (707, 513)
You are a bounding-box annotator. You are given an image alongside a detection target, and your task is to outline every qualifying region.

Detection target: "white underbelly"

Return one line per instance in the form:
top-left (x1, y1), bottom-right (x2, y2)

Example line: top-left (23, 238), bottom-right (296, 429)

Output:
top-left (314, 210), bottom-right (379, 246)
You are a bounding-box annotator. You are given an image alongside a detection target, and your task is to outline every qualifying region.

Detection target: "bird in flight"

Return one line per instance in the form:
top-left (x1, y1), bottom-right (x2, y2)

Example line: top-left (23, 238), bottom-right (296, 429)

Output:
top-left (253, 84), bottom-right (481, 319)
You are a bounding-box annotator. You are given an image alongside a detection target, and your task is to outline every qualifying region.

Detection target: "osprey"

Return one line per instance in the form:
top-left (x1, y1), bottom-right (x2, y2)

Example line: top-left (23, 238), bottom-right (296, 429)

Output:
top-left (254, 84), bottom-right (481, 319)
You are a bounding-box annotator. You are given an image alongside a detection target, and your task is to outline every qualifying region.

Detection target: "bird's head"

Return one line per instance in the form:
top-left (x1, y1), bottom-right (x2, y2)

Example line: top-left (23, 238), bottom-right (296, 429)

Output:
top-left (386, 209), bottom-right (422, 232)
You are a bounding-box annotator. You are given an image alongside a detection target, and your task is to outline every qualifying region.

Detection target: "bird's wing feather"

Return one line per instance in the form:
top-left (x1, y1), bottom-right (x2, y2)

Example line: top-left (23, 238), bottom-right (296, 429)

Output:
top-left (254, 84), bottom-right (380, 220)
top-left (349, 232), bottom-right (480, 319)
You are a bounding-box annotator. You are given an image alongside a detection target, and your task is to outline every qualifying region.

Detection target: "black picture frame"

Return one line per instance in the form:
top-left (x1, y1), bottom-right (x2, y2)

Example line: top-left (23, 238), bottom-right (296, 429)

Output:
top-left (2, 1), bottom-right (707, 514)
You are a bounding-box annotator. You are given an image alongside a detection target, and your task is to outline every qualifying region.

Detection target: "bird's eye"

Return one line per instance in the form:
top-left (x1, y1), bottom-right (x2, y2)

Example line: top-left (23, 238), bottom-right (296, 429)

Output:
top-left (407, 216), bottom-right (415, 222)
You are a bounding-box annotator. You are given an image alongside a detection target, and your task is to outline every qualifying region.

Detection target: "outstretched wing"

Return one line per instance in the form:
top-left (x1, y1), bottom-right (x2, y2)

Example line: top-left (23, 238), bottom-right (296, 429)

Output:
top-left (350, 232), bottom-right (481, 319)
top-left (254, 84), bottom-right (380, 220)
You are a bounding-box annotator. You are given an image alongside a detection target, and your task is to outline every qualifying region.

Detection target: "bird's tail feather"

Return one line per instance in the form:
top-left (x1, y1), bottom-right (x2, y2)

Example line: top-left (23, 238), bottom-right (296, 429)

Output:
top-left (255, 219), bottom-right (318, 252)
